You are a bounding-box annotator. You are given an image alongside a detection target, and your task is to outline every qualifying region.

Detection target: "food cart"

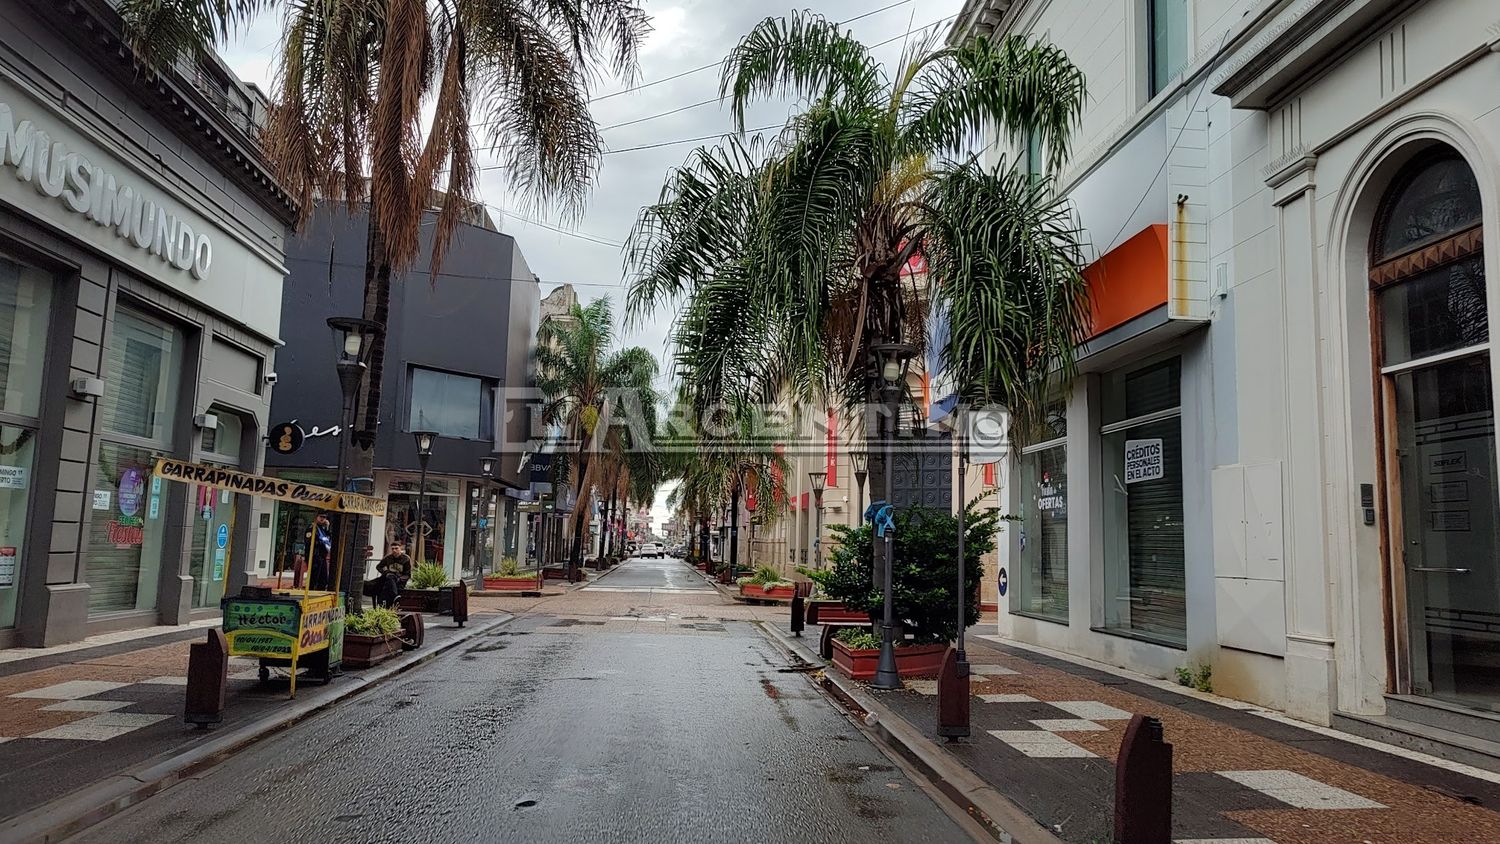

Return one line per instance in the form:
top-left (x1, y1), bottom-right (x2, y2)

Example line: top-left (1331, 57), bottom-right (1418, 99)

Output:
top-left (151, 457), bottom-right (386, 698)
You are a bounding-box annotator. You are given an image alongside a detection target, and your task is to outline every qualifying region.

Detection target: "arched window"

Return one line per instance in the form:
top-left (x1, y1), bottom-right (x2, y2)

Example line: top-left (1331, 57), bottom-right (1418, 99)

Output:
top-left (1371, 150), bottom-right (1487, 365)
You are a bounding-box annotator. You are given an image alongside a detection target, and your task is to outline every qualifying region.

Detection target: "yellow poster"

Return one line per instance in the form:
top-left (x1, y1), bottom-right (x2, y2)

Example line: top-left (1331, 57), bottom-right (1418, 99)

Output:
top-left (153, 457), bottom-right (385, 516)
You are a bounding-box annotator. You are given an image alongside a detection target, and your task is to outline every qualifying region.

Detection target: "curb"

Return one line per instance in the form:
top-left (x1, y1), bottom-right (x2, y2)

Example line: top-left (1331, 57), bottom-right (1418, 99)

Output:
top-left (757, 622), bottom-right (1063, 844)
top-left (1, 611), bottom-right (516, 844)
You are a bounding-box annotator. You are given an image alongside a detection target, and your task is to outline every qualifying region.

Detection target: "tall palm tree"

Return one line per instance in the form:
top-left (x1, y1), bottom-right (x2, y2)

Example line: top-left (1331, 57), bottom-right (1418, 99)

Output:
top-left (534, 298), bottom-right (657, 579)
top-left (626, 13), bottom-right (1091, 459)
top-left (120, 0), bottom-right (648, 589)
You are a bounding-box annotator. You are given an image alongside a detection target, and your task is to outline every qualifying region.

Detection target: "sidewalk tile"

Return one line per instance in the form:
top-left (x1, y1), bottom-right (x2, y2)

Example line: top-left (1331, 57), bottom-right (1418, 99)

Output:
top-left (10, 680), bottom-right (130, 700)
top-left (1030, 718), bottom-right (1107, 732)
top-left (28, 713), bottom-right (171, 741)
top-left (1218, 770), bottom-right (1385, 810)
top-left (40, 700), bottom-right (133, 713)
top-left (988, 729), bottom-right (1097, 758)
top-left (970, 664), bottom-right (1018, 676)
top-left (1051, 700), bottom-right (1133, 720)
top-left (140, 676), bottom-right (188, 686)
top-left (978, 693), bottom-right (1037, 704)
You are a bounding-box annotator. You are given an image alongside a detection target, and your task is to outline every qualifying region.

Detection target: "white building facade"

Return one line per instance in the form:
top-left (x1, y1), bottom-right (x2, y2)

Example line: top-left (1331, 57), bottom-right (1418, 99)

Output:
top-left (956, 0), bottom-right (1500, 764)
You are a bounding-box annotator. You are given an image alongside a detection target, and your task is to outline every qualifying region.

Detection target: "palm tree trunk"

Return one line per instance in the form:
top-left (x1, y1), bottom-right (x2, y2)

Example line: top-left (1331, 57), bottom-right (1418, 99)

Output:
top-left (568, 443), bottom-right (591, 580)
top-left (343, 212), bottom-right (394, 613)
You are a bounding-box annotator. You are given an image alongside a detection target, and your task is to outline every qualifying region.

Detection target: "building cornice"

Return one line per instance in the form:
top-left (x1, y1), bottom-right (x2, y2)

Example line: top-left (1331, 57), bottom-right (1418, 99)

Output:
top-left (31, 0), bottom-right (299, 225)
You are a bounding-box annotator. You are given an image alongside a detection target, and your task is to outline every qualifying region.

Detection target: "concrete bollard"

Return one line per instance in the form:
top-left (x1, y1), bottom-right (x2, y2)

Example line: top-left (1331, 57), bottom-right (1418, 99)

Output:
top-left (790, 594), bottom-right (805, 637)
top-left (1114, 714), bottom-right (1173, 844)
top-left (184, 628), bottom-right (229, 729)
top-left (452, 580), bottom-right (469, 627)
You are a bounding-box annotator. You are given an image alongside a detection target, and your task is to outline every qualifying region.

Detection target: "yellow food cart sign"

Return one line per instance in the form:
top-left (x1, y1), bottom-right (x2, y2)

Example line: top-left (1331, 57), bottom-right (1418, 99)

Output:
top-left (153, 457), bottom-right (385, 516)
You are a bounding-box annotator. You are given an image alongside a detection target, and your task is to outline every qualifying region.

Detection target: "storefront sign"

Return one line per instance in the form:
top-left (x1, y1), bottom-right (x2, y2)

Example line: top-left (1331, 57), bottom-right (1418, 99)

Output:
top-left (212, 547), bottom-right (226, 580)
top-left (0, 102), bottom-right (214, 280)
top-left (269, 422), bottom-right (306, 455)
top-left (0, 546), bottom-right (15, 588)
top-left (1124, 438), bottom-right (1164, 484)
top-left (153, 457), bottom-right (385, 516)
top-left (216, 523), bottom-right (229, 549)
top-left (118, 468), bottom-right (145, 517)
top-left (92, 490), bottom-right (111, 510)
top-left (0, 465), bottom-right (26, 490)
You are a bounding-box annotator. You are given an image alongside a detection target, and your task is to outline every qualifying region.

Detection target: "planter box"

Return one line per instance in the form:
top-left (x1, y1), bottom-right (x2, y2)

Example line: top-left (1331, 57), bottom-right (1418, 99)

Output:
top-left (483, 575), bottom-right (540, 592)
top-left (807, 601), bottom-right (868, 625)
top-left (342, 632), bottom-right (402, 669)
top-left (830, 639), bottom-right (946, 681)
top-left (397, 589), bottom-right (440, 613)
top-left (739, 583), bottom-right (795, 600)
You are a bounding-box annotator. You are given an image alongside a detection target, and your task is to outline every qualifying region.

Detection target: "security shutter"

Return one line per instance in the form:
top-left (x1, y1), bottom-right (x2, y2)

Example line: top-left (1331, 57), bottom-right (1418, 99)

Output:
top-left (1121, 360), bottom-right (1185, 641)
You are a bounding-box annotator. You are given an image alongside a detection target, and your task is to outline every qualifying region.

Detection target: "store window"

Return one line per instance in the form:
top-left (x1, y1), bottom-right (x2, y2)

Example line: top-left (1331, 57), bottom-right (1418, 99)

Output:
top-left (87, 306), bottom-right (185, 615)
top-left (189, 409), bottom-right (244, 609)
top-left (1100, 357), bottom-right (1185, 646)
top-left (387, 477), bottom-right (459, 574)
top-left (0, 252), bottom-right (52, 628)
top-left (1371, 149), bottom-right (1495, 710)
top-left (408, 367), bottom-right (495, 441)
top-left (1015, 405), bottom-right (1068, 622)
top-left (1147, 0), bottom-right (1188, 97)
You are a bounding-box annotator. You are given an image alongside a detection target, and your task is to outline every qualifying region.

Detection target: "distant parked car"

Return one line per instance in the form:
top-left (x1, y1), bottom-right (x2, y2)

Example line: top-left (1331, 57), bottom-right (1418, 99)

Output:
top-left (635, 542), bottom-right (664, 558)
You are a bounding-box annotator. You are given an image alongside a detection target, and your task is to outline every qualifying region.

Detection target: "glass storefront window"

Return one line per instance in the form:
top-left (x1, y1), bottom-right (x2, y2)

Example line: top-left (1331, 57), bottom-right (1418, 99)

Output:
top-left (408, 367), bottom-right (495, 441)
top-left (0, 254), bottom-right (52, 418)
top-left (1016, 441), bottom-right (1068, 622)
top-left (0, 425), bottom-right (37, 628)
top-left (1100, 357), bottom-right (1186, 646)
top-left (89, 304), bottom-right (185, 616)
top-left (387, 478), bottom-right (458, 575)
top-left (86, 443), bottom-right (168, 613)
top-left (100, 308), bottom-right (185, 442)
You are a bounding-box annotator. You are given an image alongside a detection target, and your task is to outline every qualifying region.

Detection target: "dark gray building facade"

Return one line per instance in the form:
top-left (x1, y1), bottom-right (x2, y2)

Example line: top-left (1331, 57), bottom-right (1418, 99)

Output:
top-left (262, 204), bottom-right (538, 582)
top-left (0, 1), bottom-right (295, 646)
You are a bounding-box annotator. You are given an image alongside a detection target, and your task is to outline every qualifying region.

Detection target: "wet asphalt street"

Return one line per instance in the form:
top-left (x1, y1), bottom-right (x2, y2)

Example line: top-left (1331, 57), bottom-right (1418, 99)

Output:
top-left (74, 558), bottom-right (971, 843)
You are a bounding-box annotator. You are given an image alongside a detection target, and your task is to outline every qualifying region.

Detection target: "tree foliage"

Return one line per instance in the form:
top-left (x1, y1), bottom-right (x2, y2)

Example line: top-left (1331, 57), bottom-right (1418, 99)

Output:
top-left (823, 504), bottom-right (998, 644)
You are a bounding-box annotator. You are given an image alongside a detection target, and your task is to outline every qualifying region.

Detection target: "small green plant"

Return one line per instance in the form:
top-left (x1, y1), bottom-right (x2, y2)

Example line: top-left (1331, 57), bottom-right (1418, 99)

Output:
top-left (409, 562), bottom-right (448, 590)
top-left (346, 606), bottom-right (401, 637)
top-left (835, 628), bottom-right (881, 650)
top-left (494, 556), bottom-right (523, 577)
top-left (1175, 663), bottom-right (1213, 693)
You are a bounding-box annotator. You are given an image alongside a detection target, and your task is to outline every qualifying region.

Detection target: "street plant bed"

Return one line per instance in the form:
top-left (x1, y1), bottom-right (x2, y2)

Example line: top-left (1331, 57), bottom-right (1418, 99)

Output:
top-left (738, 582), bottom-right (795, 601)
top-left (343, 607), bottom-right (405, 669)
top-left (807, 600), bottom-right (868, 624)
top-left (397, 589), bottom-right (440, 613)
top-left (481, 575), bottom-right (541, 591)
top-left (829, 632), bottom-right (946, 680)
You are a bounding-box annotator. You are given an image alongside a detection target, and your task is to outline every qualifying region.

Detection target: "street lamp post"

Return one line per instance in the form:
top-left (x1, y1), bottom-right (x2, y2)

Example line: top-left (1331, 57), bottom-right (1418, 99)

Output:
top-left (476, 456), bottom-right (495, 586)
top-left (411, 431), bottom-right (437, 569)
top-left (327, 317), bottom-right (381, 615)
top-left (871, 342), bottom-right (916, 692)
top-left (808, 470), bottom-right (827, 569)
top-left (938, 409), bottom-right (972, 739)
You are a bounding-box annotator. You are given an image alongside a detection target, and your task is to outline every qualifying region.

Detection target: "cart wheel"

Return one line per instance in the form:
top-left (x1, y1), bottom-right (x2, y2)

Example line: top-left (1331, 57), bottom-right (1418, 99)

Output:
top-left (258, 665), bottom-right (270, 683)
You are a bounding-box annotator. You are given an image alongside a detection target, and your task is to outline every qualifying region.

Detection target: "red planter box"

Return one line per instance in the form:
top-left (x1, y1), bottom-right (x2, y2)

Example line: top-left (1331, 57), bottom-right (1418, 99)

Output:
top-left (483, 576), bottom-right (540, 592)
top-left (342, 632), bottom-right (402, 669)
top-left (807, 601), bottom-right (867, 624)
top-left (739, 583), bottom-right (795, 600)
top-left (830, 639), bottom-right (947, 680)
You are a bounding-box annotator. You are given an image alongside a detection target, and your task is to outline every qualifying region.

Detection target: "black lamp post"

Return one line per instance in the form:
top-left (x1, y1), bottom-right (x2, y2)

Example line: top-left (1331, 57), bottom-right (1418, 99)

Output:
top-left (939, 409), bottom-right (972, 739)
top-left (871, 341), bottom-right (916, 691)
top-left (411, 430), bottom-right (438, 568)
top-left (808, 470), bottom-right (827, 569)
top-left (327, 317), bottom-right (381, 613)
top-left (476, 455), bottom-right (495, 585)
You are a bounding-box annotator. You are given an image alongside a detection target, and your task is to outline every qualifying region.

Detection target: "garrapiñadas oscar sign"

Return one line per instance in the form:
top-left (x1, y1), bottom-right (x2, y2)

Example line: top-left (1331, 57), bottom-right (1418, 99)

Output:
top-left (152, 457), bottom-right (385, 516)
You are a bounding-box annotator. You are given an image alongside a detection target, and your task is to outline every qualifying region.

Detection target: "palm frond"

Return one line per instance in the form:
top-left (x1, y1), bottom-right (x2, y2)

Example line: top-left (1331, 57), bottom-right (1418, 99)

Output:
top-left (720, 10), bottom-right (885, 132)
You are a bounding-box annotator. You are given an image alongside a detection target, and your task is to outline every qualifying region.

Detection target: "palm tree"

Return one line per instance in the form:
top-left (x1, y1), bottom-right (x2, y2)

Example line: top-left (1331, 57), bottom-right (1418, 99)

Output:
top-left (534, 298), bottom-right (657, 579)
top-left (119, 0), bottom-right (648, 591)
top-left (626, 13), bottom-right (1091, 461)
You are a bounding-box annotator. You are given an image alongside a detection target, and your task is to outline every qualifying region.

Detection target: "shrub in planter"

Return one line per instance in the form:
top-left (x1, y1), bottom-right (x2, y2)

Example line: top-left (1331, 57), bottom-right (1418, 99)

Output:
top-left (409, 562), bottom-right (448, 590)
top-left (823, 504), bottom-right (997, 645)
top-left (736, 565), bottom-right (794, 598)
top-left (829, 627), bottom-right (947, 679)
top-left (398, 562), bottom-right (450, 612)
top-left (484, 556), bottom-right (538, 591)
top-left (343, 607), bottom-right (403, 668)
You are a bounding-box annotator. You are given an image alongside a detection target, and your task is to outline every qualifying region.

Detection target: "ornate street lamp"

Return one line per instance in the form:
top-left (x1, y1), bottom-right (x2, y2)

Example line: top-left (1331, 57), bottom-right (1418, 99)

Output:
top-left (327, 317), bottom-right (380, 612)
top-left (850, 446), bottom-right (869, 526)
top-left (808, 470), bottom-right (827, 569)
top-left (411, 430), bottom-right (438, 568)
top-left (871, 342), bottom-right (916, 691)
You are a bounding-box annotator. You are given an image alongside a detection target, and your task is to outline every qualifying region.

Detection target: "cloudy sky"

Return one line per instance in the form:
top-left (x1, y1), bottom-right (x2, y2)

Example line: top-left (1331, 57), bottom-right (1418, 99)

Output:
top-left (219, 0), bottom-right (967, 529)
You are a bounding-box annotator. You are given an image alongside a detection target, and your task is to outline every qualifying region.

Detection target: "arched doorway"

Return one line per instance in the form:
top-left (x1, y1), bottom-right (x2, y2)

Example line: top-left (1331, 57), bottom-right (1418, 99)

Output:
top-left (1370, 148), bottom-right (1493, 710)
